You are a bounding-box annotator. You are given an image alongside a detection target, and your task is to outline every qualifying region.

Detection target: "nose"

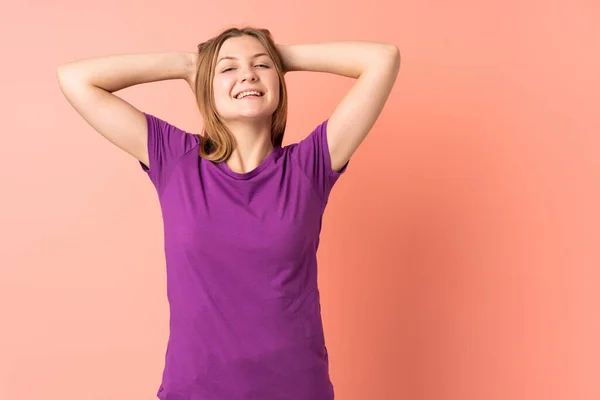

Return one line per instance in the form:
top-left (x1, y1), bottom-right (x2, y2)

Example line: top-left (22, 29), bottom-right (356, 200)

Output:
top-left (241, 68), bottom-right (258, 83)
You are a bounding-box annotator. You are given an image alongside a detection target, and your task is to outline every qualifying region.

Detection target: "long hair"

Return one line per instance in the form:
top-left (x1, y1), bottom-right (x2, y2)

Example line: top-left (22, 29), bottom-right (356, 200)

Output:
top-left (192, 27), bottom-right (288, 163)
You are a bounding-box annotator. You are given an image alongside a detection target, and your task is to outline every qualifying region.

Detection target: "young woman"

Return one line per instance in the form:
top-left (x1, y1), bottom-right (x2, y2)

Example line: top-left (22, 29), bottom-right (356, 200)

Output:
top-left (57, 26), bottom-right (400, 400)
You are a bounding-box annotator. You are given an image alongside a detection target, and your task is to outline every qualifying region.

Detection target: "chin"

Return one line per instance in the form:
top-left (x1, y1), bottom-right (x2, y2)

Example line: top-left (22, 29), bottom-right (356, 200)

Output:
top-left (232, 107), bottom-right (278, 120)
top-left (237, 113), bottom-right (273, 121)
top-left (217, 101), bottom-right (279, 121)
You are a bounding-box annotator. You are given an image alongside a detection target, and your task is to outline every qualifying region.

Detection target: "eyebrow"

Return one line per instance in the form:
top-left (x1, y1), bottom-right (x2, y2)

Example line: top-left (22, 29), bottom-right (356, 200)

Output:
top-left (217, 53), bottom-right (270, 64)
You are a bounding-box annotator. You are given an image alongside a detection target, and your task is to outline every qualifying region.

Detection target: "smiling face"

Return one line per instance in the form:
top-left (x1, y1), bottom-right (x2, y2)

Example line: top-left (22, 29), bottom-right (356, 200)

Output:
top-left (212, 35), bottom-right (281, 122)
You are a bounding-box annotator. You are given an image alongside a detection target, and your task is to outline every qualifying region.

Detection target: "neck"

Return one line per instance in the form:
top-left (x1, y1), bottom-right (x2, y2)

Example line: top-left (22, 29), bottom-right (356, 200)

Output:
top-left (223, 118), bottom-right (275, 174)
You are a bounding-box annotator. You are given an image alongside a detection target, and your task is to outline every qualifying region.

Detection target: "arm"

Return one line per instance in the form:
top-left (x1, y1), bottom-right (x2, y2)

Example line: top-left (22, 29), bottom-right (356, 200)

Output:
top-left (56, 52), bottom-right (197, 167)
top-left (277, 42), bottom-right (401, 171)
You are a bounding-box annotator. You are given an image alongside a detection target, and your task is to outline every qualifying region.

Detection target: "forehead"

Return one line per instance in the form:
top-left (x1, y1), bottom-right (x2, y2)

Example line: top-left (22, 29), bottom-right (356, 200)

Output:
top-left (217, 36), bottom-right (269, 60)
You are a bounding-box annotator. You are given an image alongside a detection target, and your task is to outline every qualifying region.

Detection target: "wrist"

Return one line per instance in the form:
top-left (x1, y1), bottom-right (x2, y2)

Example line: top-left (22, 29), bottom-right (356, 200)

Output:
top-left (275, 44), bottom-right (290, 73)
top-left (184, 52), bottom-right (197, 78)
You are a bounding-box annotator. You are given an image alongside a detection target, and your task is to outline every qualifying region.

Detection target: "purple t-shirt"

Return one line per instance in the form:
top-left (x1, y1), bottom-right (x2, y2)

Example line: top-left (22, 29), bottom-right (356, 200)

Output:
top-left (139, 112), bottom-right (349, 400)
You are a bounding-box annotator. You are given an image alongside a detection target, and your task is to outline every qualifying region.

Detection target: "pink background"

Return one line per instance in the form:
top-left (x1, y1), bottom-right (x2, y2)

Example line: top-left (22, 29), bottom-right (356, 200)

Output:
top-left (1, 1), bottom-right (599, 399)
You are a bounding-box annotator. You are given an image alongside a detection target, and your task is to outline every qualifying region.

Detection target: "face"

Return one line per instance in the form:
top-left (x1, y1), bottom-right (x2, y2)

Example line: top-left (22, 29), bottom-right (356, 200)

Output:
top-left (213, 35), bottom-right (280, 122)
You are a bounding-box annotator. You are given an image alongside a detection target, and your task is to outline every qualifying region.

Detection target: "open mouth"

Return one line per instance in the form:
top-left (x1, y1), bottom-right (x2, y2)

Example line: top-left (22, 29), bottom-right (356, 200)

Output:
top-left (234, 90), bottom-right (265, 99)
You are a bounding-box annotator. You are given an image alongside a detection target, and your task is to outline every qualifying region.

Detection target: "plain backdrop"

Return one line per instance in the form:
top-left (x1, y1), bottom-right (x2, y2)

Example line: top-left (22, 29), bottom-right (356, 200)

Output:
top-left (1, 1), bottom-right (599, 399)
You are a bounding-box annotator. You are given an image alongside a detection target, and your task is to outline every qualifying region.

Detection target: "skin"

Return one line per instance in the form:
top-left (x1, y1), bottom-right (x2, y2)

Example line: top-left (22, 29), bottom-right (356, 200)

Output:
top-left (206, 37), bottom-right (401, 175)
top-left (212, 35), bottom-right (281, 174)
top-left (275, 42), bottom-right (400, 173)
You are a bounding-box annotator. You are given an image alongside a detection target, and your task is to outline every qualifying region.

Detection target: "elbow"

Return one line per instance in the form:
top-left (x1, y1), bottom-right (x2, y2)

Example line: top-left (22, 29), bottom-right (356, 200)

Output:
top-left (382, 45), bottom-right (401, 73)
top-left (56, 64), bottom-right (73, 84)
top-left (372, 45), bottom-right (400, 74)
top-left (56, 63), bottom-right (88, 88)
top-left (386, 45), bottom-right (401, 66)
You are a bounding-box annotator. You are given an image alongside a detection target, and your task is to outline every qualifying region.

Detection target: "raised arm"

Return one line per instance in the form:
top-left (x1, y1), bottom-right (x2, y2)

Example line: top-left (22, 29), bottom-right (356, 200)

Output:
top-left (56, 52), bottom-right (197, 168)
top-left (277, 42), bottom-right (400, 172)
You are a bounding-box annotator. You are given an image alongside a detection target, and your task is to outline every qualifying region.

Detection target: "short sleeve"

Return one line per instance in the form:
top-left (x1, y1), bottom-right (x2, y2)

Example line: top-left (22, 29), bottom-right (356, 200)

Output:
top-left (140, 112), bottom-right (200, 195)
top-left (291, 119), bottom-right (350, 204)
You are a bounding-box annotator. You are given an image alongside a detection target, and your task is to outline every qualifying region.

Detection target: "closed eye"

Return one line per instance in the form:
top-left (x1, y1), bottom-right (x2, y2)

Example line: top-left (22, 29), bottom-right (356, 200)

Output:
top-left (221, 64), bottom-right (270, 73)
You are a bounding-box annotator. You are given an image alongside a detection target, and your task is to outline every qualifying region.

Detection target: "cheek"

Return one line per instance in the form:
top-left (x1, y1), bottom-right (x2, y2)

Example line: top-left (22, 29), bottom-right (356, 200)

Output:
top-left (214, 75), bottom-right (233, 92)
top-left (266, 76), bottom-right (280, 100)
top-left (213, 80), bottom-right (232, 107)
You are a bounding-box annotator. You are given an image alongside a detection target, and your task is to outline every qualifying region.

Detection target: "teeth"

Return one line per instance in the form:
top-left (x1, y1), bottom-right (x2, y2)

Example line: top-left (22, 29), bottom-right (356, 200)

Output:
top-left (235, 91), bottom-right (262, 99)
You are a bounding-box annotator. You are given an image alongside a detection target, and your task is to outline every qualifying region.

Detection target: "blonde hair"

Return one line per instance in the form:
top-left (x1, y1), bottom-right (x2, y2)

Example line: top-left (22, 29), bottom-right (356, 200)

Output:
top-left (192, 27), bottom-right (288, 163)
